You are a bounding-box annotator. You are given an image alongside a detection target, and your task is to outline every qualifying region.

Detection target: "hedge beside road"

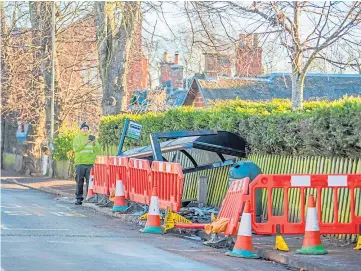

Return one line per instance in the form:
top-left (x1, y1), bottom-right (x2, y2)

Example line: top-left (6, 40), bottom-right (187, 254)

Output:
top-left (97, 97), bottom-right (361, 159)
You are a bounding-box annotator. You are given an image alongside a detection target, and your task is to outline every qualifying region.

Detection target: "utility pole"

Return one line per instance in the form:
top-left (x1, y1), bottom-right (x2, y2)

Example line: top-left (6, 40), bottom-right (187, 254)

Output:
top-left (48, 0), bottom-right (56, 177)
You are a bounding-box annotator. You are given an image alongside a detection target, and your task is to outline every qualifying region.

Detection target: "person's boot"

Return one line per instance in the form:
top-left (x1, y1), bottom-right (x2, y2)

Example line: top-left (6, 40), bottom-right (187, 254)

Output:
top-left (75, 199), bottom-right (82, 205)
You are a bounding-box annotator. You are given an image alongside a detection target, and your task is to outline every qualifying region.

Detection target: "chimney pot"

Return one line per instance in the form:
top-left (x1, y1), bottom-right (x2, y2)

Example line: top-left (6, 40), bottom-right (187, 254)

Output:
top-left (174, 51), bottom-right (179, 64)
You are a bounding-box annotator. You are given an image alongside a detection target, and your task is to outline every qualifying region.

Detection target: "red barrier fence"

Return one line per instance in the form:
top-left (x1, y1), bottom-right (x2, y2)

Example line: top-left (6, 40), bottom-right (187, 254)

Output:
top-left (176, 178), bottom-right (250, 235)
top-left (151, 161), bottom-right (184, 212)
top-left (91, 156), bottom-right (361, 240)
top-left (128, 158), bottom-right (152, 205)
top-left (217, 177), bottom-right (250, 235)
top-left (93, 156), bottom-right (109, 195)
top-left (108, 156), bottom-right (129, 197)
top-left (250, 174), bottom-right (361, 235)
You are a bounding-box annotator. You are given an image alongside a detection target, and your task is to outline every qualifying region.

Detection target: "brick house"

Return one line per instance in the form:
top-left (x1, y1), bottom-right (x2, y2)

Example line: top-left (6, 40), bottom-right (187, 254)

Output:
top-left (183, 73), bottom-right (361, 107)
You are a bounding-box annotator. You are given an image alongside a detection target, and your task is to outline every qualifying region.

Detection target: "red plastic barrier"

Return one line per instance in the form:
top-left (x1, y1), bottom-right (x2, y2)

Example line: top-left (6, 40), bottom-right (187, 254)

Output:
top-left (108, 156), bottom-right (129, 198)
top-left (176, 178), bottom-right (250, 236)
top-left (93, 156), bottom-right (109, 195)
top-left (250, 174), bottom-right (361, 235)
top-left (128, 158), bottom-right (152, 205)
top-left (217, 177), bottom-right (250, 235)
top-left (151, 161), bottom-right (184, 212)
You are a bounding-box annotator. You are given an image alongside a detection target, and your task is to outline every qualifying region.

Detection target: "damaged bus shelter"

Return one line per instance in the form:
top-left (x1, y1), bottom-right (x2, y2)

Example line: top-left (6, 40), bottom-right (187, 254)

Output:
top-left (119, 129), bottom-right (248, 174)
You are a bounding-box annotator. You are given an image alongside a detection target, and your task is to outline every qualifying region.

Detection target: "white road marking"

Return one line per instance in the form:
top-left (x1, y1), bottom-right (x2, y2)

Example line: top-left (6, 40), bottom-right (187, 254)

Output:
top-left (31, 204), bottom-right (46, 209)
top-left (50, 212), bottom-right (87, 217)
top-left (4, 211), bottom-right (32, 216)
top-left (1, 224), bottom-right (9, 230)
top-left (55, 204), bottom-right (73, 211)
top-left (0, 204), bottom-right (22, 209)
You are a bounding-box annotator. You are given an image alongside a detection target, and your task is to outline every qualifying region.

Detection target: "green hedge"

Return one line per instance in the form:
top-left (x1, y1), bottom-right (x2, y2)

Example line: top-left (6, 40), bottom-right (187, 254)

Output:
top-left (99, 97), bottom-right (361, 159)
top-left (53, 126), bottom-right (78, 161)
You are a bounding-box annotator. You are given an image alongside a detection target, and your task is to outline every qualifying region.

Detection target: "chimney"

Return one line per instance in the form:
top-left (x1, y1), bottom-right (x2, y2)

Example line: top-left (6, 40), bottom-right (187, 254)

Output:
top-left (159, 52), bottom-right (171, 86)
top-left (170, 64), bottom-right (184, 90)
top-left (235, 33), bottom-right (263, 77)
top-left (163, 51), bottom-right (168, 62)
top-left (174, 51), bottom-right (179, 65)
top-left (239, 34), bottom-right (246, 48)
top-left (204, 53), bottom-right (232, 77)
top-left (204, 53), bottom-right (219, 78)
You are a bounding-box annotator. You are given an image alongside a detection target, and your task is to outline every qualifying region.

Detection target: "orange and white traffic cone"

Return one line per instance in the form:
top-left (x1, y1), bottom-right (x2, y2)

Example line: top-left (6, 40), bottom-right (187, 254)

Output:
top-left (86, 171), bottom-right (95, 200)
top-left (140, 186), bottom-right (162, 234)
top-left (296, 195), bottom-right (327, 255)
top-left (226, 201), bottom-right (259, 258)
top-left (112, 173), bottom-right (128, 212)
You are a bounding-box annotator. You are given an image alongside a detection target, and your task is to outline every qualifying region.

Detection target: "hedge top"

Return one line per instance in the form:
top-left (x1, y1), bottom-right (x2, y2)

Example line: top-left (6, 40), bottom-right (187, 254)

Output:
top-left (55, 97), bottom-right (361, 161)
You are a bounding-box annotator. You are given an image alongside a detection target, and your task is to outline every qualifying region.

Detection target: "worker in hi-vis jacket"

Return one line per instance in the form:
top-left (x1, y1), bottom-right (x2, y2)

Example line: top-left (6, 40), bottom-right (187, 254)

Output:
top-left (72, 122), bottom-right (100, 205)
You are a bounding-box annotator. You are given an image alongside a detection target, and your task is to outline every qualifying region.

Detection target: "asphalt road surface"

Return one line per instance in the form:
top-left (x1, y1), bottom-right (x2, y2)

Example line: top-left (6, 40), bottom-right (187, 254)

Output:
top-left (1, 181), bottom-right (291, 271)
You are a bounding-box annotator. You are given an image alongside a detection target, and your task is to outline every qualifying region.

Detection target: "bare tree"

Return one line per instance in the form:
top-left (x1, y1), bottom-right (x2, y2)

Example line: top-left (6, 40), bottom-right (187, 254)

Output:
top-left (178, 1), bottom-right (361, 109)
top-left (317, 40), bottom-right (361, 74)
top-left (2, 2), bottom-right (100, 125)
top-left (94, 1), bottom-right (142, 116)
top-left (0, 1), bottom-right (11, 110)
top-left (1, 1), bottom-right (102, 174)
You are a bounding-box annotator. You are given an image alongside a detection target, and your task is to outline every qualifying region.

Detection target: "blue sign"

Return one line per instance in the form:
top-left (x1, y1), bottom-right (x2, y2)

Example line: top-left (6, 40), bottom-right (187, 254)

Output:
top-left (15, 121), bottom-right (29, 144)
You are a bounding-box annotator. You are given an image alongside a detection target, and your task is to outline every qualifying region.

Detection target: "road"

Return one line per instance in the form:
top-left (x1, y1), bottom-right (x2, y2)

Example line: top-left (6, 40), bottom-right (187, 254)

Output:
top-left (0, 181), bottom-right (291, 271)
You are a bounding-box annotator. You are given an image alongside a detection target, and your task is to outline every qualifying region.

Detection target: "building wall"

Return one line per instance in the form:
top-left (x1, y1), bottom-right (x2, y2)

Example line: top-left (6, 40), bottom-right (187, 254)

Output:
top-left (56, 17), bottom-right (101, 126)
top-left (141, 56), bottom-right (148, 89)
top-left (160, 62), bottom-right (172, 86)
top-left (204, 54), bottom-right (232, 78)
top-left (183, 80), bottom-right (205, 107)
top-left (235, 34), bottom-right (263, 77)
top-left (193, 91), bottom-right (205, 107)
top-left (124, 18), bottom-right (143, 108)
top-left (170, 65), bottom-right (184, 89)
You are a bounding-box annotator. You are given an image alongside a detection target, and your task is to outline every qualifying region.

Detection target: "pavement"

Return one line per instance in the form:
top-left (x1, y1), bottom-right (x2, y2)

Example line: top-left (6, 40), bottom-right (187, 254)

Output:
top-left (1, 169), bottom-right (361, 271)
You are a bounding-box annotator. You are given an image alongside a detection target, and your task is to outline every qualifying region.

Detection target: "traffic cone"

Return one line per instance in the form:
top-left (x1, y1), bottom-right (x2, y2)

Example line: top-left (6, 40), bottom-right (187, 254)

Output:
top-left (112, 173), bottom-right (128, 212)
top-left (296, 195), bottom-right (327, 255)
top-left (226, 201), bottom-right (259, 259)
top-left (140, 186), bottom-right (162, 234)
top-left (86, 173), bottom-right (95, 200)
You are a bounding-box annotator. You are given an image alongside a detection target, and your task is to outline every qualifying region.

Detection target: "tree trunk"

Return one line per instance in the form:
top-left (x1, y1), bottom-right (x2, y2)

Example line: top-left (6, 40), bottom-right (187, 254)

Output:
top-left (29, 2), bottom-right (59, 175)
top-left (291, 70), bottom-right (305, 110)
top-left (291, 48), bottom-right (305, 110)
top-left (94, 1), bottom-right (141, 116)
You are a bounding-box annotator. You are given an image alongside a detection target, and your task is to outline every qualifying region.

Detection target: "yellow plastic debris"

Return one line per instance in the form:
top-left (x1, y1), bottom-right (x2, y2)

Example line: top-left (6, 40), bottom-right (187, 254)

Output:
top-left (275, 235), bottom-right (289, 252)
top-left (138, 213), bottom-right (148, 220)
top-left (204, 218), bottom-right (229, 235)
top-left (211, 213), bottom-right (216, 222)
top-left (109, 190), bottom-right (115, 202)
top-left (354, 236), bottom-right (361, 250)
top-left (163, 207), bottom-right (192, 232)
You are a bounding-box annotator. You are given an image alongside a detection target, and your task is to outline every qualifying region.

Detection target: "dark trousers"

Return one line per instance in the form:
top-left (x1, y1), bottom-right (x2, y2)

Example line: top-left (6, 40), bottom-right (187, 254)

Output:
top-left (75, 164), bottom-right (93, 201)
